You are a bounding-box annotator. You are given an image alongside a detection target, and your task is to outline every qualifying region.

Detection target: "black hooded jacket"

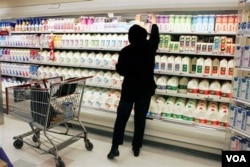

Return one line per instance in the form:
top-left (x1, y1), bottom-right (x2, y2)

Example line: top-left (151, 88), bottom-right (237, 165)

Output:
top-left (116, 24), bottom-right (160, 102)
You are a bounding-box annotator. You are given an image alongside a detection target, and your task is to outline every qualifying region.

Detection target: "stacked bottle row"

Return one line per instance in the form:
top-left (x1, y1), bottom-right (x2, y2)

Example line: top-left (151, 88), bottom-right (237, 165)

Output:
top-left (235, 45), bottom-right (250, 68)
top-left (230, 105), bottom-right (250, 136)
top-left (233, 77), bottom-right (250, 102)
top-left (152, 14), bottom-right (237, 33)
top-left (158, 35), bottom-right (235, 55)
top-left (230, 135), bottom-right (250, 151)
top-left (155, 56), bottom-right (234, 78)
top-left (1, 77), bottom-right (26, 92)
top-left (156, 76), bottom-right (232, 99)
top-left (148, 95), bottom-right (229, 126)
top-left (0, 63), bottom-right (38, 78)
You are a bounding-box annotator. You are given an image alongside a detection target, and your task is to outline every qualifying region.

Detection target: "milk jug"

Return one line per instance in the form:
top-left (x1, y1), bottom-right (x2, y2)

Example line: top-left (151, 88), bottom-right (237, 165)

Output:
top-left (196, 57), bottom-right (204, 75)
top-left (167, 77), bottom-right (179, 93)
top-left (161, 97), bottom-right (176, 118)
top-left (227, 59), bottom-right (234, 77)
top-left (87, 70), bottom-right (96, 84)
top-left (206, 105), bottom-right (219, 125)
top-left (212, 58), bottom-right (220, 76)
top-left (112, 73), bottom-right (120, 87)
top-left (66, 51), bottom-right (73, 65)
top-left (96, 71), bottom-right (104, 85)
top-left (167, 56), bottom-right (175, 72)
top-left (198, 79), bottom-right (210, 97)
top-left (218, 105), bottom-right (229, 126)
top-left (209, 80), bottom-right (221, 98)
top-left (103, 71), bottom-right (112, 86)
top-left (160, 55), bottom-right (168, 71)
top-left (178, 77), bottom-right (188, 94)
top-left (95, 52), bottom-right (104, 67)
top-left (194, 102), bottom-right (207, 124)
top-left (153, 97), bottom-right (166, 118)
top-left (73, 52), bottom-right (81, 66)
top-left (174, 56), bottom-right (182, 73)
top-left (221, 82), bottom-right (232, 99)
top-left (111, 53), bottom-right (119, 69)
top-left (156, 76), bottom-right (168, 91)
top-left (219, 59), bottom-right (228, 77)
top-left (80, 52), bottom-right (88, 66)
top-left (191, 57), bottom-right (197, 74)
top-left (187, 78), bottom-right (199, 94)
top-left (204, 57), bottom-right (212, 75)
top-left (155, 55), bottom-right (161, 71)
top-left (87, 52), bottom-right (96, 66)
top-left (103, 53), bottom-right (112, 68)
top-left (181, 56), bottom-right (191, 74)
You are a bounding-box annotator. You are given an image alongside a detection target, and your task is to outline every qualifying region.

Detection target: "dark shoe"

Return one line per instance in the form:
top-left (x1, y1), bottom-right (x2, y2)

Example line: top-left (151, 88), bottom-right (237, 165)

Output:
top-left (132, 148), bottom-right (140, 157)
top-left (107, 149), bottom-right (119, 159)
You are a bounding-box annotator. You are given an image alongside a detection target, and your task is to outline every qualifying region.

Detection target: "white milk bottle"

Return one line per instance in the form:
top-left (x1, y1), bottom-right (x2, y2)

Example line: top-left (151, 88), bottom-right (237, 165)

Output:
top-left (74, 69), bottom-right (82, 77)
top-left (103, 71), bottom-right (112, 86)
top-left (181, 56), bottom-right (191, 74)
top-left (54, 51), bottom-right (61, 65)
top-left (167, 55), bottom-right (175, 72)
top-left (38, 66), bottom-right (44, 79)
top-left (209, 80), bottom-right (221, 98)
top-left (87, 52), bottom-right (96, 66)
top-left (103, 53), bottom-right (112, 68)
top-left (204, 57), bottom-right (212, 76)
top-left (196, 57), bottom-right (204, 75)
top-left (73, 51), bottom-right (81, 66)
top-left (162, 97), bottom-right (176, 118)
top-left (155, 55), bottom-right (161, 71)
top-left (178, 77), bottom-right (188, 94)
top-left (206, 104), bottom-right (219, 125)
top-left (187, 78), bottom-right (199, 94)
top-left (183, 99), bottom-right (197, 121)
top-left (84, 34), bottom-right (91, 47)
top-left (219, 59), bottom-right (228, 77)
top-left (194, 101), bottom-right (207, 124)
top-left (95, 52), bottom-right (104, 67)
top-left (221, 82), bottom-right (232, 99)
top-left (88, 70), bottom-right (97, 84)
top-left (160, 55), bottom-right (168, 72)
top-left (174, 56), bottom-right (182, 73)
top-left (111, 53), bottom-right (119, 69)
top-left (156, 76), bottom-right (168, 91)
top-left (198, 79), bottom-right (210, 97)
top-left (167, 76), bottom-right (179, 93)
top-left (227, 59), bottom-right (234, 77)
top-left (105, 34), bottom-right (112, 48)
top-left (96, 71), bottom-right (104, 85)
top-left (173, 99), bottom-right (185, 119)
top-left (149, 97), bottom-right (157, 117)
top-left (191, 57), bottom-right (197, 74)
top-left (66, 51), bottom-right (73, 65)
top-left (100, 34), bottom-right (106, 48)
top-left (218, 104), bottom-right (229, 127)
top-left (112, 73), bottom-right (120, 87)
top-left (111, 34), bottom-right (118, 48)
top-left (80, 52), bottom-right (88, 66)
top-left (58, 51), bottom-right (66, 65)
top-left (153, 97), bottom-right (166, 118)
top-left (81, 69), bottom-right (89, 77)
top-left (212, 58), bottom-right (220, 76)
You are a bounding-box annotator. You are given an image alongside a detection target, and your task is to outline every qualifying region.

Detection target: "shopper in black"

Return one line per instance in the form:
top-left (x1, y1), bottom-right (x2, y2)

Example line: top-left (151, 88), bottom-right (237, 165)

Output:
top-left (107, 15), bottom-right (159, 159)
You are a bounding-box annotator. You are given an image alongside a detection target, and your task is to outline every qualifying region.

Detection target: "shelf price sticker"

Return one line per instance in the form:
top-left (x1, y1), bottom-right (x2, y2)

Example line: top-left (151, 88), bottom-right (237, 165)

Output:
top-left (222, 151), bottom-right (250, 167)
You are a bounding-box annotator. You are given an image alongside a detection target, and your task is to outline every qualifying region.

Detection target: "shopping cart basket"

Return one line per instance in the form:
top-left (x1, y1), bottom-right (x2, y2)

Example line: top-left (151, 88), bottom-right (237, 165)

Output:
top-left (5, 76), bottom-right (93, 167)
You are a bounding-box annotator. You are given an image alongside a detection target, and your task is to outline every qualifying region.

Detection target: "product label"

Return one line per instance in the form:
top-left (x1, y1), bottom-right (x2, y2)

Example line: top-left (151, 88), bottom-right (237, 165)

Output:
top-left (220, 67), bottom-right (226, 75)
top-left (187, 88), bottom-right (199, 94)
top-left (182, 64), bottom-right (188, 72)
top-left (204, 66), bottom-right (210, 75)
top-left (196, 65), bottom-right (203, 74)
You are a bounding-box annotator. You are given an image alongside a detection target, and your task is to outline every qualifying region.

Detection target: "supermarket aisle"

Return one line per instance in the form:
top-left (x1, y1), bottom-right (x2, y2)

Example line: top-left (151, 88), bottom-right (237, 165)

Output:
top-left (0, 114), bottom-right (221, 167)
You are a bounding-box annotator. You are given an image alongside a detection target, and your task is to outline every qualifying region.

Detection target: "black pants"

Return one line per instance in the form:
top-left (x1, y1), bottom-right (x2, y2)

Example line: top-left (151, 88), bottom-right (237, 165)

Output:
top-left (111, 96), bottom-right (151, 149)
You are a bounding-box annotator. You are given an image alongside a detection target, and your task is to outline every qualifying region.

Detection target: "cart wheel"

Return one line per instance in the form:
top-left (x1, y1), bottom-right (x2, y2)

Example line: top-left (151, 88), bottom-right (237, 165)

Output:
top-left (55, 157), bottom-right (65, 167)
top-left (32, 135), bottom-right (39, 142)
top-left (13, 139), bottom-right (23, 149)
top-left (85, 140), bottom-right (93, 151)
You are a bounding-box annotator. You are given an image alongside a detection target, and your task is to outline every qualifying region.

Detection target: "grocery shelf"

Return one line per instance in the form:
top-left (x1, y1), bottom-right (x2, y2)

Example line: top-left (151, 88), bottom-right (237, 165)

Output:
top-left (229, 127), bottom-right (250, 138)
top-left (160, 31), bottom-right (236, 36)
top-left (232, 97), bottom-right (250, 106)
top-left (79, 106), bottom-right (226, 155)
top-left (155, 71), bottom-right (233, 80)
top-left (54, 46), bottom-right (121, 51)
top-left (86, 83), bottom-right (121, 90)
top-left (236, 67), bottom-right (250, 72)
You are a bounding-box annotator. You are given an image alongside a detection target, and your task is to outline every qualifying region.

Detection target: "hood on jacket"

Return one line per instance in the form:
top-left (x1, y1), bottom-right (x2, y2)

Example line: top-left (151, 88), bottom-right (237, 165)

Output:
top-left (128, 24), bottom-right (147, 44)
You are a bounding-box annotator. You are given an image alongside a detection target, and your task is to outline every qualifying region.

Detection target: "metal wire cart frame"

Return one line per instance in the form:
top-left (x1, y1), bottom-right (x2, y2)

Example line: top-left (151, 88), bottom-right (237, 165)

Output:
top-left (5, 76), bottom-right (93, 167)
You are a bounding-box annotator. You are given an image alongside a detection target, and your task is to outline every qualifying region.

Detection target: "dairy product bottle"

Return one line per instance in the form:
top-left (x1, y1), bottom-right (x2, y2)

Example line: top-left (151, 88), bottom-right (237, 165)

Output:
top-left (103, 71), bottom-right (112, 86)
top-left (209, 80), bottom-right (221, 98)
top-left (74, 69), bottom-right (82, 77)
top-left (174, 56), bottom-right (182, 73)
top-left (54, 51), bottom-right (60, 65)
top-left (167, 56), bottom-right (175, 72)
top-left (103, 53), bottom-right (112, 68)
top-left (153, 97), bottom-right (166, 118)
top-left (227, 59), bottom-right (234, 77)
top-left (156, 76), bottom-right (168, 90)
top-left (191, 57), bottom-right (197, 74)
top-left (221, 82), bottom-right (232, 99)
top-left (38, 66), bottom-right (44, 79)
top-left (160, 55), bottom-right (168, 71)
top-left (73, 52), bottom-right (81, 66)
top-left (111, 53), bottom-right (119, 69)
top-left (219, 59), bottom-right (228, 77)
top-left (198, 79), bottom-right (210, 97)
top-left (87, 52), bottom-right (96, 66)
top-left (112, 73), bottom-right (120, 87)
top-left (155, 55), bottom-right (161, 71)
top-left (218, 105), bottom-right (229, 126)
top-left (96, 71), bottom-right (104, 85)
top-left (80, 52), bottom-right (88, 66)
top-left (212, 58), bottom-right (220, 76)
top-left (187, 78), bottom-right (199, 94)
top-left (167, 76), bottom-right (179, 93)
top-left (178, 77), bottom-right (188, 94)
top-left (173, 100), bottom-right (185, 119)
top-left (194, 105), bottom-right (206, 124)
top-left (88, 70), bottom-right (96, 84)
top-left (100, 34), bottom-right (106, 48)
top-left (181, 56), bottom-right (191, 74)
top-left (196, 57), bottom-right (204, 75)
top-left (66, 51), bottom-right (73, 65)
top-left (204, 57), bottom-right (212, 75)
top-left (206, 106), bottom-right (219, 125)
top-left (161, 96), bottom-right (176, 118)
top-left (95, 52), bottom-right (104, 67)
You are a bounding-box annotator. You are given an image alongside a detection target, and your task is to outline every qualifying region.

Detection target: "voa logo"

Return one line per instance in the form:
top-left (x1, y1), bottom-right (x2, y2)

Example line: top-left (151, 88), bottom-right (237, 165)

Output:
top-left (226, 155), bottom-right (247, 163)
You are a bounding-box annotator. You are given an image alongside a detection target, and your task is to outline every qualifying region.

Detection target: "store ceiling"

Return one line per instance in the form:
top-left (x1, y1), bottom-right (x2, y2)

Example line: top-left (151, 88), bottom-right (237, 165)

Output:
top-left (0, 0), bottom-right (239, 19)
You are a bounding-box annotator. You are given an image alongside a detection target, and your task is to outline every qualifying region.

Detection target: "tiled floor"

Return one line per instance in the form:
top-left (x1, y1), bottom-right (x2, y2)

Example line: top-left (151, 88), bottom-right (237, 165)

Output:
top-left (0, 114), bottom-right (221, 167)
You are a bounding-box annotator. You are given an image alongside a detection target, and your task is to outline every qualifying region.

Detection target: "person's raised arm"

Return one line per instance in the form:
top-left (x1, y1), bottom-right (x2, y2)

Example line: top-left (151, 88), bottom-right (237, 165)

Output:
top-left (149, 14), bottom-right (160, 51)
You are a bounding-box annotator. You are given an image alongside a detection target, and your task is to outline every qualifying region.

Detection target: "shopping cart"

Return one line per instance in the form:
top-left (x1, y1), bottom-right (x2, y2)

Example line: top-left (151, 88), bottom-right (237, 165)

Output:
top-left (5, 76), bottom-right (93, 167)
